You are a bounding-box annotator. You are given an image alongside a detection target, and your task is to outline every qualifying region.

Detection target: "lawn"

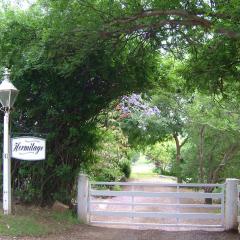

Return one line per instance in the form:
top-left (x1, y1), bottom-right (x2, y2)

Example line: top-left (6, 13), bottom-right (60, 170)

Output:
top-left (130, 154), bottom-right (158, 179)
top-left (0, 205), bottom-right (79, 237)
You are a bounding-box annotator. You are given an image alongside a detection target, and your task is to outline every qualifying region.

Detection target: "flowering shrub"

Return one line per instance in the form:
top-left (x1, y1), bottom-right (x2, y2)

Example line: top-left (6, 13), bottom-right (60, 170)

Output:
top-left (115, 93), bottom-right (171, 145)
top-left (118, 93), bottom-right (160, 130)
top-left (119, 94), bottom-right (160, 116)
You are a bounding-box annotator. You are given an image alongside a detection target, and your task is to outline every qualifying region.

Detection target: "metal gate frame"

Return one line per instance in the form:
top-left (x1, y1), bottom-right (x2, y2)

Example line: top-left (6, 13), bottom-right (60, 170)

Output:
top-left (88, 181), bottom-right (225, 229)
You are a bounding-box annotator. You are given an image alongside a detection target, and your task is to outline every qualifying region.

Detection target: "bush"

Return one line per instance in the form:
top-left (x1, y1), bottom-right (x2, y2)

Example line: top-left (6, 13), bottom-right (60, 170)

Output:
top-left (120, 160), bottom-right (131, 178)
top-left (92, 166), bottom-right (123, 182)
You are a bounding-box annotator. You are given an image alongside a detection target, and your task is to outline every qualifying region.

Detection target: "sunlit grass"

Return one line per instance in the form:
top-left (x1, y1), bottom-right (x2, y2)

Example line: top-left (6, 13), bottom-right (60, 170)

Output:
top-left (130, 153), bottom-right (157, 179)
top-left (130, 171), bottom-right (158, 179)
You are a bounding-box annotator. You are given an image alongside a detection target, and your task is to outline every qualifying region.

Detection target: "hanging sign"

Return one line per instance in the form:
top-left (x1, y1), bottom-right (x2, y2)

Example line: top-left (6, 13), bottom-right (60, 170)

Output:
top-left (11, 137), bottom-right (46, 161)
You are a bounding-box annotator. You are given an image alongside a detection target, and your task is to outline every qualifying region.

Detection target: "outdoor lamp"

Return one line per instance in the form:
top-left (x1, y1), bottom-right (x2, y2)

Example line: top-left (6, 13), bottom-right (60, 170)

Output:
top-left (0, 69), bottom-right (19, 109)
top-left (0, 68), bottom-right (19, 215)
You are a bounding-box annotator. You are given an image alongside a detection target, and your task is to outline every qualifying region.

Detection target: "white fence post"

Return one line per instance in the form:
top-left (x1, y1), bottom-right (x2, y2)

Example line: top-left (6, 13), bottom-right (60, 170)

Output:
top-left (77, 174), bottom-right (89, 224)
top-left (225, 178), bottom-right (239, 230)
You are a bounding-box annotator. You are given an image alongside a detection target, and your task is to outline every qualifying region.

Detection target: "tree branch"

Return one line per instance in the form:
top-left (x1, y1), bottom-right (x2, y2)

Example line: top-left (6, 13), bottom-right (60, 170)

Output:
top-left (102, 19), bottom-right (211, 38)
top-left (104, 9), bottom-right (240, 39)
top-left (180, 136), bottom-right (188, 148)
top-left (211, 143), bottom-right (240, 183)
top-left (109, 9), bottom-right (211, 27)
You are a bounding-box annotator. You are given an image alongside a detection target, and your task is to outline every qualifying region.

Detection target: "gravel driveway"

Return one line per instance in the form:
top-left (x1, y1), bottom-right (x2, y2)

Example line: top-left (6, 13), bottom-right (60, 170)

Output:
top-left (0, 225), bottom-right (239, 240)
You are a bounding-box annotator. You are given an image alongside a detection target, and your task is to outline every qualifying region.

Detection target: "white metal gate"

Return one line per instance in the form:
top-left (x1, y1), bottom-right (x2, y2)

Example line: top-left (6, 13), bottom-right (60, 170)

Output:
top-left (88, 181), bottom-right (225, 229)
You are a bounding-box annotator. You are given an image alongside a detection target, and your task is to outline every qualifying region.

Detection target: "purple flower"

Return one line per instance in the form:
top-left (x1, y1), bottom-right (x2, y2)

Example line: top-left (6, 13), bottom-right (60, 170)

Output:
top-left (119, 93), bottom-right (161, 119)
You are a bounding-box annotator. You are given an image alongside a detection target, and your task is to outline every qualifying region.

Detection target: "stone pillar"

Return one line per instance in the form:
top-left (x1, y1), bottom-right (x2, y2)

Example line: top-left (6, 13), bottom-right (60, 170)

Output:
top-left (225, 178), bottom-right (239, 230)
top-left (77, 174), bottom-right (89, 224)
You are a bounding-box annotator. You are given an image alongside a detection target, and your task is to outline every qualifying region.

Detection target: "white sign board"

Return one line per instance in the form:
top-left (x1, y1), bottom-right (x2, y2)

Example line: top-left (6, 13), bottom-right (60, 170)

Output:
top-left (11, 137), bottom-right (46, 161)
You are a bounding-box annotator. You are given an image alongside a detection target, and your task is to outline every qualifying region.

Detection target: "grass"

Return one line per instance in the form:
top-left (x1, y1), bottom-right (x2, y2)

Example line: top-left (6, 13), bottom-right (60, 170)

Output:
top-left (0, 214), bottom-right (49, 236)
top-left (130, 153), bottom-right (157, 179)
top-left (51, 211), bottom-right (79, 225)
top-left (130, 171), bottom-right (158, 179)
top-left (0, 206), bottom-right (79, 237)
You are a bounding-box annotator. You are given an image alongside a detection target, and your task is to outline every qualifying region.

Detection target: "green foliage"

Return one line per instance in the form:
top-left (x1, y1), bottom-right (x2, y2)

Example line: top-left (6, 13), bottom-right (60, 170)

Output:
top-left (117, 64), bottom-right (190, 182)
top-left (181, 94), bottom-right (240, 183)
top-left (182, 126), bottom-right (240, 183)
top-left (181, 38), bottom-right (240, 94)
top-left (0, 0), bottom-right (239, 204)
top-left (119, 159), bottom-right (131, 179)
top-left (91, 166), bottom-right (122, 182)
top-left (87, 111), bottom-right (132, 182)
top-left (119, 58), bottom-right (189, 147)
top-left (145, 140), bottom-right (175, 175)
top-left (130, 154), bottom-right (157, 179)
top-left (0, 1), bottom-right (159, 204)
top-left (122, 91), bottom-right (240, 183)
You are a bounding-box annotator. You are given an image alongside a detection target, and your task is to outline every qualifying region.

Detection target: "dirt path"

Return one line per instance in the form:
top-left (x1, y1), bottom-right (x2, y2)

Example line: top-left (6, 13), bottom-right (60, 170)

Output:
top-left (0, 225), bottom-right (239, 240)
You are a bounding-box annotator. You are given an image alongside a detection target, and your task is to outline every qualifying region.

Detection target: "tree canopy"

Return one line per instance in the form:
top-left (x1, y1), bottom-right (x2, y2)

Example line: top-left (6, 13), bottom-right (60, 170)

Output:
top-left (0, 0), bottom-right (240, 203)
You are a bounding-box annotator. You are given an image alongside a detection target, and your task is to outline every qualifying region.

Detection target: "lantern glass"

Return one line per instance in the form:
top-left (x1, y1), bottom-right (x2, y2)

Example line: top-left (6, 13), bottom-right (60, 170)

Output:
top-left (0, 79), bottom-right (19, 108)
top-left (0, 89), bottom-right (18, 108)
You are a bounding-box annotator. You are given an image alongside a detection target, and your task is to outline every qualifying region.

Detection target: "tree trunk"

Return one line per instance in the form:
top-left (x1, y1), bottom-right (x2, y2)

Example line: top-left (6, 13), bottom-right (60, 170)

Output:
top-left (205, 143), bottom-right (240, 204)
top-left (204, 187), bottom-right (213, 204)
top-left (198, 125), bottom-right (205, 182)
top-left (173, 133), bottom-right (182, 183)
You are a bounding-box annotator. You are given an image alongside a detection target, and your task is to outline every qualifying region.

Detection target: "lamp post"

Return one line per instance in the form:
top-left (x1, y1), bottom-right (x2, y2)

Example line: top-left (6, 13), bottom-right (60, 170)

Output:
top-left (0, 68), bottom-right (19, 215)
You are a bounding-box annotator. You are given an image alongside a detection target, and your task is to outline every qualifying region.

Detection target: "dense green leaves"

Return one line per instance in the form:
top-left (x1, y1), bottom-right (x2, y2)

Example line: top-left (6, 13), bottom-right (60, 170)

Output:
top-left (0, 1), bottom-right (160, 204)
top-left (182, 94), bottom-right (240, 183)
top-left (0, 0), bottom-right (239, 203)
top-left (181, 38), bottom-right (240, 94)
